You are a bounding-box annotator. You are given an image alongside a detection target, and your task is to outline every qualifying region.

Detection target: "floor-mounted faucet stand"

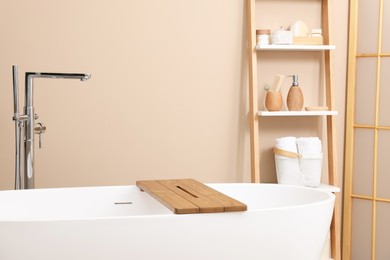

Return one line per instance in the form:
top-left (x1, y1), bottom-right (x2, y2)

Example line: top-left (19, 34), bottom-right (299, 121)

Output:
top-left (12, 65), bottom-right (91, 189)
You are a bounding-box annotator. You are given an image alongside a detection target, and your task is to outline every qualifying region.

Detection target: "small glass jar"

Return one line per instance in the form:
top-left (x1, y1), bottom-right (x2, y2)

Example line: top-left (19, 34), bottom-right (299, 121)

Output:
top-left (256, 29), bottom-right (270, 45)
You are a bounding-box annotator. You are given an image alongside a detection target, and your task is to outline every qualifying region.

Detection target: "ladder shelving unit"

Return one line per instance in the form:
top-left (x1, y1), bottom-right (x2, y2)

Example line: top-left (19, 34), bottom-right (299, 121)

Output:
top-left (245, 0), bottom-right (340, 259)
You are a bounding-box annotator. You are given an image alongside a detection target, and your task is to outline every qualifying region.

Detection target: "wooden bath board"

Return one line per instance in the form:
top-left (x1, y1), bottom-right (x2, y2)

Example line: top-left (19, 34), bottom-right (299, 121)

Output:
top-left (136, 179), bottom-right (247, 214)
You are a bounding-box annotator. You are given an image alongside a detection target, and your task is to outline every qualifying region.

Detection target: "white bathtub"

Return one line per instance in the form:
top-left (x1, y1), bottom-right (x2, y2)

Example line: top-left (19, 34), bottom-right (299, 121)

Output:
top-left (0, 183), bottom-right (334, 260)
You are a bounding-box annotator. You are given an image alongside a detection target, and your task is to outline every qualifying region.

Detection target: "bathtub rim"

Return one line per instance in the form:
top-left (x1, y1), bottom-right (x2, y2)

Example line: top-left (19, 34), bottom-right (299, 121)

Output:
top-left (0, 183), bottom-right (335, 222)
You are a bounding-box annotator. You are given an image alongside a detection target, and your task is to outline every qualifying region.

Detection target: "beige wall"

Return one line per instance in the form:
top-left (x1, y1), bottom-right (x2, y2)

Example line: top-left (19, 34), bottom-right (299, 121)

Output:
top-left (0, 0), bottom-right (348, 190)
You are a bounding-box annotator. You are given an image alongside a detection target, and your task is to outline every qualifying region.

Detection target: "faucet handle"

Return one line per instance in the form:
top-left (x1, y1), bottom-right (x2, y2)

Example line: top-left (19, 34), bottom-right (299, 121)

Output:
top-left (34, 122), bottom-right (46, 149)
top-left (39, 132), bottom-right (43, 149)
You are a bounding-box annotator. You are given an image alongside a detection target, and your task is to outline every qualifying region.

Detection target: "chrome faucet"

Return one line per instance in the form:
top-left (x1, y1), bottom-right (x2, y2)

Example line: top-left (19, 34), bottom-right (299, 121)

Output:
top-left (12, 65), bottom-right (91, 189)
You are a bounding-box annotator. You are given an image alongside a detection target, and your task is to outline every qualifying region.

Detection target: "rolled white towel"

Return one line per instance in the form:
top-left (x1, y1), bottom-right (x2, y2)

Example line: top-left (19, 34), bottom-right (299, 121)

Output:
top-left (275, 136), bottom-right (297, 153)
top-left (296, 137), bottom-right (322, 155)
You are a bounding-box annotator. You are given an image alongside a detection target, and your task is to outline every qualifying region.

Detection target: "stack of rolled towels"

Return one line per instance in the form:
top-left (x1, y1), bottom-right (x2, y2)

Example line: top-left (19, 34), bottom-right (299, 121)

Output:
top-left (274, 136), bottom-right (323, 187)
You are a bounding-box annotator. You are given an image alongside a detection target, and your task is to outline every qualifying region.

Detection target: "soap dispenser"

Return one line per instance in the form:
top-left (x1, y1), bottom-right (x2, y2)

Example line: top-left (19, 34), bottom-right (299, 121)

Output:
top-left (286, 75), bottom-right (304, 111)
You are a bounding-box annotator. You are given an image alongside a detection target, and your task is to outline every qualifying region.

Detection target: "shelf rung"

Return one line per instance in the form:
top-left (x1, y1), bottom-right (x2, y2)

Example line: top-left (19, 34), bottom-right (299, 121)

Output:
top-left (315, 184), bottom-right (340, 193)
top-left (258, 111), bottom-right (338, 116)
top-left (256, 44), bottom-right (336, 51)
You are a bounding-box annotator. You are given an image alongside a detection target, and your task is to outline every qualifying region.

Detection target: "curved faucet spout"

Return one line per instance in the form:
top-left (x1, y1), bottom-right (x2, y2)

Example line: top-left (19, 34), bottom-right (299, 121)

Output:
top-left (24, 72), bottom-right (91, 107)
top-left (26, 72), bottom-right (91, 81)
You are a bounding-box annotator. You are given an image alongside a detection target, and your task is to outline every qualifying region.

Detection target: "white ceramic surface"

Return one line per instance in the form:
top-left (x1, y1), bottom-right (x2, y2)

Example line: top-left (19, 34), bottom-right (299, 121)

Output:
top-left (0, 183), bottom-right (335, 260)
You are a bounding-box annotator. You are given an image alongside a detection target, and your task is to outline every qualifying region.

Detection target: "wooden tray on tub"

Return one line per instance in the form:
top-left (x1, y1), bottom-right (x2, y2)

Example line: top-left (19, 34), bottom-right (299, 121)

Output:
top-left (136, 179), bottom-right (247, 214)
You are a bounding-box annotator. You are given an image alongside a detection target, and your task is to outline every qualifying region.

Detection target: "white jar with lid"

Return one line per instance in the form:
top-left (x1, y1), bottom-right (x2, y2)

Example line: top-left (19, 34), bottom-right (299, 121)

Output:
top-left (256, 29), bottom-right (270, 45)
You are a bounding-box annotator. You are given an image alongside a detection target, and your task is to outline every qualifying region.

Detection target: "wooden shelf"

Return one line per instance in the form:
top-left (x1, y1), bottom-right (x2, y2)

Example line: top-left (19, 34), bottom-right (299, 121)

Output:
top-left (256, 44), bottom-right (336, 51)
top-left (258, 110), bottom-right (338, 116)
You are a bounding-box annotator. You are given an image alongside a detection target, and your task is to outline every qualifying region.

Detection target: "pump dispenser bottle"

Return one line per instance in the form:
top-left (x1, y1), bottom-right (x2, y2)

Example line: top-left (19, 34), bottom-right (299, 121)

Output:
top-left (286, 75), bottom-right (304, 111)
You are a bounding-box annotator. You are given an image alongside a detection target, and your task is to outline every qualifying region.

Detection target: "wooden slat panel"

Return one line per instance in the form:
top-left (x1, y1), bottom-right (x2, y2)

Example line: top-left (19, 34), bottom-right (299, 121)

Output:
top-left (157, 179), bottom-right (224, 213)
top-left (136, 180), bottom-right (199, 214)
top-left (176, 179), bottom-right (247, 212)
